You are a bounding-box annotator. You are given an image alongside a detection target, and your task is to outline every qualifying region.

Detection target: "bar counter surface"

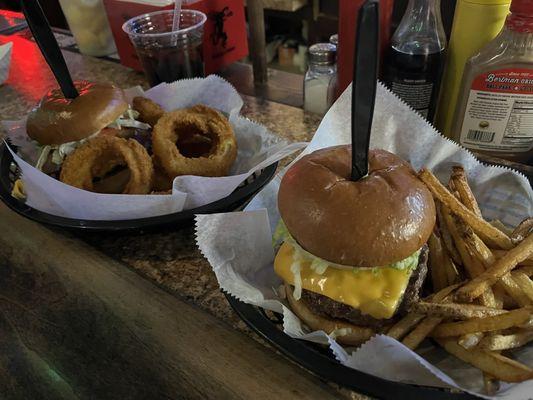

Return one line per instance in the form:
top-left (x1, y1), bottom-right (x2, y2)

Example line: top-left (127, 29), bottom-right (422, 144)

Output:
top-left (0, 34), bottom-right (370, 399)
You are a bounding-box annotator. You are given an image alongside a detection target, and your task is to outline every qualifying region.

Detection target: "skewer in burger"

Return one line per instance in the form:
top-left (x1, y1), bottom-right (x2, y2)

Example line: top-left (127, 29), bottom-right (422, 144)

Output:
top-left (274, 145), bottom-right (436, 345)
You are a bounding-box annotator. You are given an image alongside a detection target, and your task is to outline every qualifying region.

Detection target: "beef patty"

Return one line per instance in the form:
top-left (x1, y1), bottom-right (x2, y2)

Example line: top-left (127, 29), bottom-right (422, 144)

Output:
top-left (300, 245), bottom-right (428, 329)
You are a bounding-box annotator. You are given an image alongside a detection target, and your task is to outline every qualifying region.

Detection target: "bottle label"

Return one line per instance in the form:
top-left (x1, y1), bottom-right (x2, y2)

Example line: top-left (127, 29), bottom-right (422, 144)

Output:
top-left (391, 80), bottom-right (433, 117)
top-left (459, 68), bottom-right (533, 153)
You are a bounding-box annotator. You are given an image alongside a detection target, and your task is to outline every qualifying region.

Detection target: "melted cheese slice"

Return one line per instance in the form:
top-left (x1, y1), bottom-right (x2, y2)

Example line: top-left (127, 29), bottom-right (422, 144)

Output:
top-left (274, 242), bottom-right (414, 319)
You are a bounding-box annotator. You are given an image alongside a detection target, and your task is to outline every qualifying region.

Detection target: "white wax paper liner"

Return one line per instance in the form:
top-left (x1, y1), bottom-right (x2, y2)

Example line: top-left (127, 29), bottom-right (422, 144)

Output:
top-left (1, 75), bottom-right (307, 220)
top-left (196, 82), bottom-right (533, 398)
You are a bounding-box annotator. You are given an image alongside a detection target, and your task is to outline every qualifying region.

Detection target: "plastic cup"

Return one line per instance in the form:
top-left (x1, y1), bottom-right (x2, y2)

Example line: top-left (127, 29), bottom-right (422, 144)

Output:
top-left (58, 0), bottom-right (116, 57)
top-left (122, 10), bottom-right (207, 87)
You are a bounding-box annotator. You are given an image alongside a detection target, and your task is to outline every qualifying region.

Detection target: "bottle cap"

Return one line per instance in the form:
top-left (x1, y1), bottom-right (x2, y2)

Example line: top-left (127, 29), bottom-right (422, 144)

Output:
top-left (329, 34), bottom-right (338, 46)
top-left (511, 0), bottom-right (533, 16)
top-left (309, 43), bottom-right (336, 65)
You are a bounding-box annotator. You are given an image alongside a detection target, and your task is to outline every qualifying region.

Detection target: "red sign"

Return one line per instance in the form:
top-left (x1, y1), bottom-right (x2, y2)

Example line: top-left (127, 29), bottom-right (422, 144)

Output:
top-left (337, 0), bottom-right (394, 96)
top-left (103, 0), bottom-right (248, 74)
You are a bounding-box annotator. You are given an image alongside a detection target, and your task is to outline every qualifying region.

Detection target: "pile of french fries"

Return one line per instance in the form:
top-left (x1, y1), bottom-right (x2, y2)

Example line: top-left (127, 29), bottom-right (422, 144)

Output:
top-left (387, 166), bottom-right (533, 393)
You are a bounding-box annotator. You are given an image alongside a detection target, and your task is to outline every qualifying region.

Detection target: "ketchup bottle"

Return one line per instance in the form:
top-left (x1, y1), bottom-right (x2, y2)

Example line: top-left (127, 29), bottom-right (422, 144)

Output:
top-left (383, 0), bottom-right (447, 121)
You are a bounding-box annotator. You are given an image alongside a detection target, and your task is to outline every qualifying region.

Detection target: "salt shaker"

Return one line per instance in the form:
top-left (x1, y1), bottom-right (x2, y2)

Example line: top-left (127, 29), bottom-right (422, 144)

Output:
top-left (304, 43), bottom-right (337, 116)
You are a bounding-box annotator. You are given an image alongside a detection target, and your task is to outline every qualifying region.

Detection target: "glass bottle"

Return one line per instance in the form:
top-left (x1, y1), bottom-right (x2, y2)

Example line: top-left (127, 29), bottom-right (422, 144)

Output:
top-left (451, 0), bottom-right (533, 164)
top-left (382, 0), bottom-right (446, 121)
top-left (304, 43), bottom-right (337, 116)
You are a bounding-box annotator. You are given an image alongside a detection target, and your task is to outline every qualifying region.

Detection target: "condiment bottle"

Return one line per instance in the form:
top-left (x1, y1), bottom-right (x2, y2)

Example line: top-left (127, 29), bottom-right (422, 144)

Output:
top-left (451, 0), bottom-right (533, 164)
top-left (382, 0), bottom-right (446, 121)
top-left (329, 34), bottom-right (340, 102)
top-left (304, 43), bottom-right (337, 116)
top-left (435, 0), bottom-right (511, 137)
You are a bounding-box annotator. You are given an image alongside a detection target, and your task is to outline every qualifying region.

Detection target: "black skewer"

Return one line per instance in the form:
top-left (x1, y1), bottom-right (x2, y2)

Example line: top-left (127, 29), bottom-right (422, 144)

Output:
top-left (351, 0), bottom-right (379, 181)
top-left (21, 0), bottom-right (78, 99)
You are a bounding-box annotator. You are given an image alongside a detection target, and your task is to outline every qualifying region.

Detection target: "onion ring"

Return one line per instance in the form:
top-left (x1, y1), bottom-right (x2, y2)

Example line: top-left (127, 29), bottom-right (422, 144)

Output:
top-left (60, 135), bottom-right (154, 194)
top-left (133, 96), bottom-right (165, 127)
top-left (152, 104), bottom-right (237, 178)
top-left (152, 163), bottom-right (173, 192)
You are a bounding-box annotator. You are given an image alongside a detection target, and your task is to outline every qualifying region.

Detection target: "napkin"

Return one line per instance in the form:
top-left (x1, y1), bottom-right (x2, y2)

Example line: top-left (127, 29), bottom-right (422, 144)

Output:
top-left (0, 42), bottom-right (12, 85)
top-left (1, 76), bottom-right (306, 220)
top-left (196, 82), bottom-right (533, 399)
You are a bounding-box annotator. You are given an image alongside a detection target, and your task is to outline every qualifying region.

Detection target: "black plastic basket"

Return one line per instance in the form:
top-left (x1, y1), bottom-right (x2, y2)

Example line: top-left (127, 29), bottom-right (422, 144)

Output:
top-left (0, 143), bottom-right (277, 232)
top-left (224, 293), bottom-right (479, 400)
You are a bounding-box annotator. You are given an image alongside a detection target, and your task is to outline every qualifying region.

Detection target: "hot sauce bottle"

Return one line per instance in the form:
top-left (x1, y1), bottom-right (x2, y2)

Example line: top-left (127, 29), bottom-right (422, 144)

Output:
top-left (452, 0), bottom-right (533, 164)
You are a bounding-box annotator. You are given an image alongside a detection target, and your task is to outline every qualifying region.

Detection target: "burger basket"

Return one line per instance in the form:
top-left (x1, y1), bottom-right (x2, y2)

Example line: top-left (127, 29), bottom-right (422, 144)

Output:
top-left (0, 142), bottom-right (278, 232)
top-left (224, 292), bottom-right (483, 399)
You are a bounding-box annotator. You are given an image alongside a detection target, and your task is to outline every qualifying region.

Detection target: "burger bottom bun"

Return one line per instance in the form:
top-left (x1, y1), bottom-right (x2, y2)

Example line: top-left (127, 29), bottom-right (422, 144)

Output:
top-left (284, 283), bottom-right (379, 347)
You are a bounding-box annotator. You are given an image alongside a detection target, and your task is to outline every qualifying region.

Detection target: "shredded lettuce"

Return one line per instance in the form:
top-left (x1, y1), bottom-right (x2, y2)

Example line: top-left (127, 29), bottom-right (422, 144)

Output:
top-left (290, 260), bottom-right (302, 300)
top-left (329, 327), bottom-right (353, 339)
top-left (35, 131), bottom-right (99, 171)
top-left (272, 219), bottom-right (289, 247)
top-left (273, 219), bottom-right (421, 273)
top-left (107, 108), bottom-right (151, 130)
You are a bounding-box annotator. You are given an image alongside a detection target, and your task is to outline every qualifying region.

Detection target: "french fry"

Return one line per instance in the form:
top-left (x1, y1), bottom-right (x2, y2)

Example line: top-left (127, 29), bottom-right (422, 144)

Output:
top-left (511, 217), bottom-right (533, 244)
top-left (511, 271), bottom-right (533, 302)
top-left (387, 313), bottom-right (425, 340)
top-left (443, 259), bottom-right (461, 288)
top-left (432, 307), bottom-right (531, 337)
top-left (402, 316), bottom-right (442, 350)
top-left (516, 265), bottom-right (533, 276)
top-left (450, 166), bottom-right (482, 217)
top-left (491, 220), bottom-right (514, 236)
top-left (436, 203), bottom-right (463, 266)
top-left (428, 233), bottom-right (450, 291)
top-left (443, 209), bottom-right (498, 307)
top-left (458, 332), bottom-right (484, 349)
top-left (419, 169), bottom-right (513, 250)
top-left (410, 302), bottom-right (506, 320)
top-left (460, 229), bottom-right (529, 309)
top-left (479, 330), bottom-right (533, 351)
top-left (455, 234), bottom-right (533, 303)
top-left (463, 227), bottom-right (495, 266)
top-left (496, 276), bottom-right (532, 307)
top-left (437, 338), bottom-right (533, 382)
top-left (387, 284), bottom-right (460, 340)
top-left (492, 249), bottom-right (533, 266)
top-left (430, 282), bottom-right (464, 302)
top-left (493, 283), bottom-right (515, 309)
top-left (483, 374), bottom-right (500, 396)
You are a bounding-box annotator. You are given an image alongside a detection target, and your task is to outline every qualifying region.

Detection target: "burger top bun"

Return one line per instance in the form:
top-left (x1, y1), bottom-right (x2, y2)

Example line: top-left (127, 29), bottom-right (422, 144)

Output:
top-left (278, 146), bottom-right (435, 267)
top-left (26, 81), bottom-right (129, 145)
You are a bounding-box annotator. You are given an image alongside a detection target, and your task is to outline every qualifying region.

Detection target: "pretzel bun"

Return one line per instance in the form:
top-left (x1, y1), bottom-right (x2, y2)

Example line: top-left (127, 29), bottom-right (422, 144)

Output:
top-left (278, 146), bottom-right (435, 267)
top-left (27, 81), bottom-right (128, 145)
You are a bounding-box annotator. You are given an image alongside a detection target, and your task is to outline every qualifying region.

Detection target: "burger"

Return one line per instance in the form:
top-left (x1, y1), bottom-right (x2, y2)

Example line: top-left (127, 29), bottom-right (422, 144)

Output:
top-left (26, 81), bottom-right (150, 174)
top-left (274, 145), bottom-right (436, 345)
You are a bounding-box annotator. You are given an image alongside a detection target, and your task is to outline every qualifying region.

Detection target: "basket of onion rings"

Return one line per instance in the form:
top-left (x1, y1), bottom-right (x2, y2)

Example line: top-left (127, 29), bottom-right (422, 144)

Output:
top-left (0, 76), bottom-right (306, 231)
